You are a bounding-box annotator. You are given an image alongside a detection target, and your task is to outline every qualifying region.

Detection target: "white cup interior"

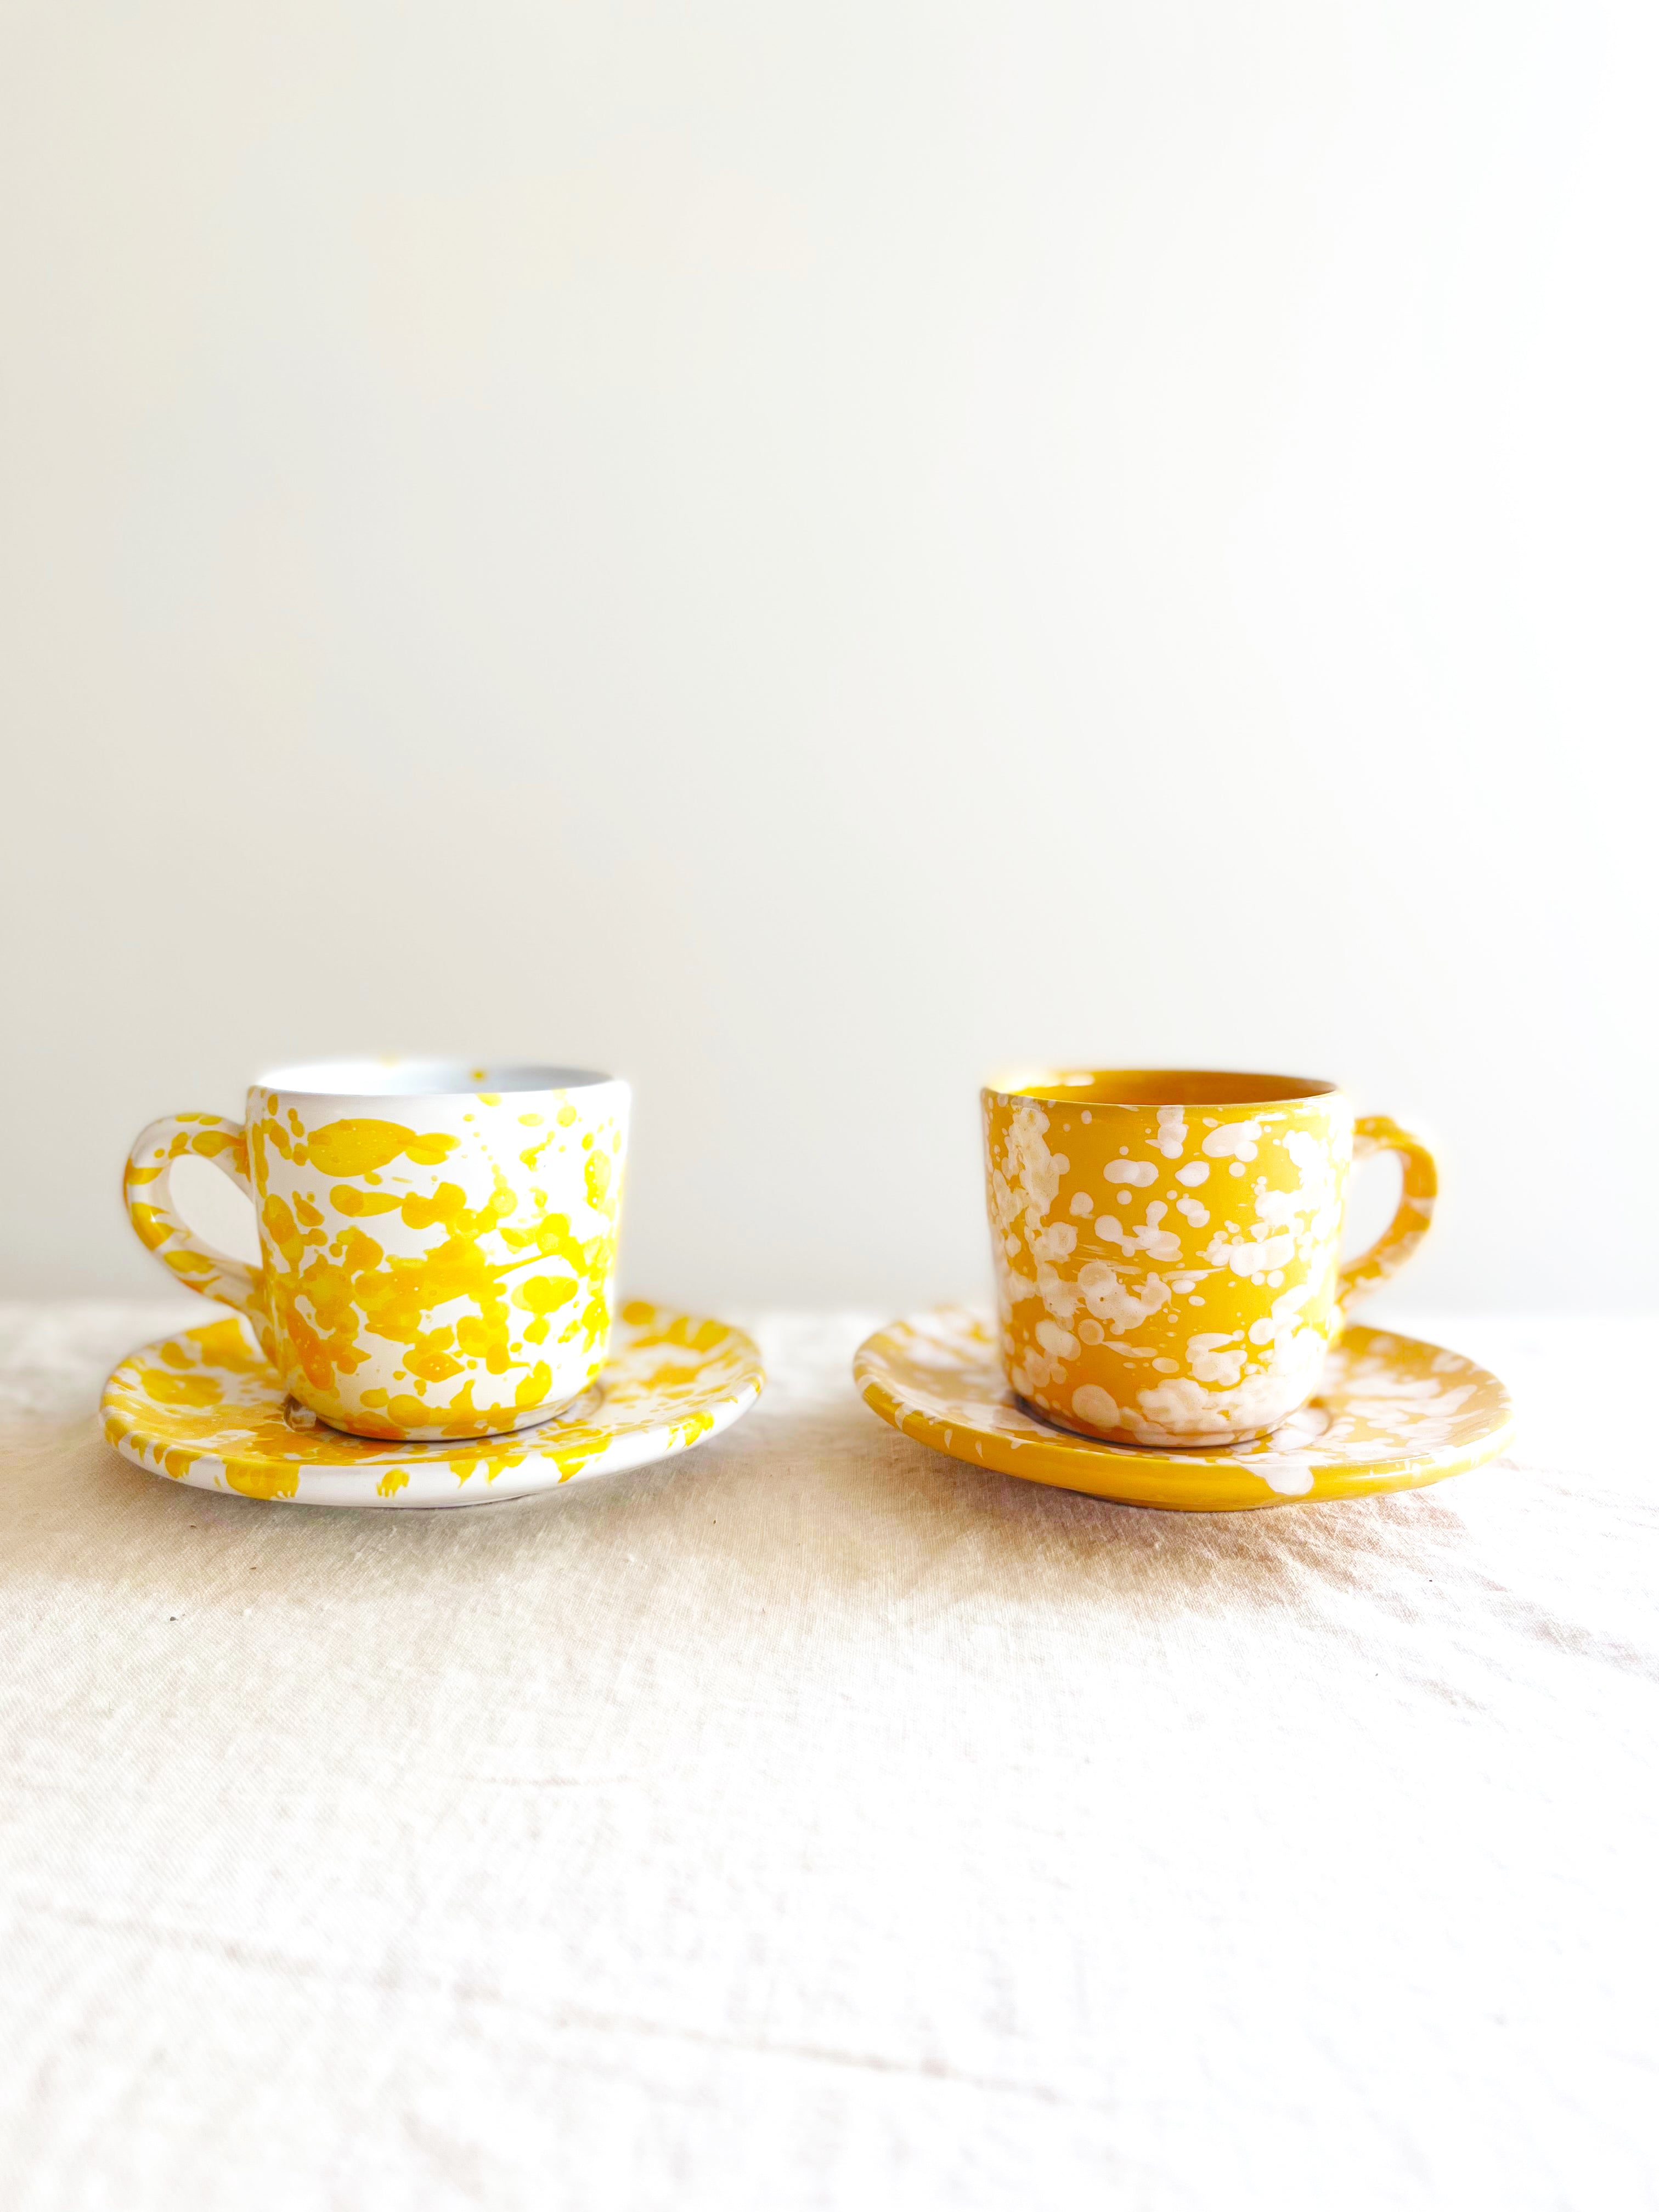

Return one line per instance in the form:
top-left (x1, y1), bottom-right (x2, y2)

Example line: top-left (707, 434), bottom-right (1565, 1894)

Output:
top-left (254, 1059), bottom-right (617, 1097)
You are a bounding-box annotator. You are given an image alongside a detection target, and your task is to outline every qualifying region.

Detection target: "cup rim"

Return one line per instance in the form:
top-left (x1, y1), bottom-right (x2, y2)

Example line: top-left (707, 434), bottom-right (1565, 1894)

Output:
top-left (252, 1058), bottom-right (623, 1101)
top-left (983, 1067), bottom-right (1340, 1108)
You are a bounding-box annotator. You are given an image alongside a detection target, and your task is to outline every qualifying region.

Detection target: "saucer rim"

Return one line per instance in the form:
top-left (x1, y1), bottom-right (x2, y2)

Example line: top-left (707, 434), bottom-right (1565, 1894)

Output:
top-left (854, 1308), bottom-right (1515, 1513)
top-left (103, 1305), bottom-right (764, 1510)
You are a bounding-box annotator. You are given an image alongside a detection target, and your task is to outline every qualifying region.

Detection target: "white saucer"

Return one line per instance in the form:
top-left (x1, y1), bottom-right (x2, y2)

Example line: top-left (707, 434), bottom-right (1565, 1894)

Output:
top-left (103, 1301), bottom-right (763, 1508)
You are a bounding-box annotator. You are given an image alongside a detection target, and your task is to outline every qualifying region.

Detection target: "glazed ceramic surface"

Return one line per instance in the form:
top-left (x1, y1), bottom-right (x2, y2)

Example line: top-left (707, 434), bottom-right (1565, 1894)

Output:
top-left (855, 1307), bottom-right (1511, 1512)
top-left (103, 1301), bottom-right (762, 1509)
top-left (124, 1060), bottom-right (628, 1441)
top-left (983, 1070), bottom-right (1437, 1448)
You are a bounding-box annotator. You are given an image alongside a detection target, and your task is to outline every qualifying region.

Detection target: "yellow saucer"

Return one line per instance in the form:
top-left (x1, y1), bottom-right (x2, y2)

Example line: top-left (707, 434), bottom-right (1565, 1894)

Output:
top-left (103, 1301), bottom-right (763, 1509)
top-left (854, 1308), bottom-right (1514, 1512)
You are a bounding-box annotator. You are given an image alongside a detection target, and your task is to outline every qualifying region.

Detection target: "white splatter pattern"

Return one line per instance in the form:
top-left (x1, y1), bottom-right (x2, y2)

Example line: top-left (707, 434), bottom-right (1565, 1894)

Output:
top-left (854, 1307), bottom-right (1513, 1513)
top-left (983, 1077), bottom-right (1437, 1448)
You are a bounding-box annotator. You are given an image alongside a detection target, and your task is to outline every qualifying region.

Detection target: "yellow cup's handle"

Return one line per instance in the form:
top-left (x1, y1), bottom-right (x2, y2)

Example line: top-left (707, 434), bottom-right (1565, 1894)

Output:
top-left (1337, 1114), bottom-right (1438, 1310)
top-left (123, 1113), bottom-right (272, 1354)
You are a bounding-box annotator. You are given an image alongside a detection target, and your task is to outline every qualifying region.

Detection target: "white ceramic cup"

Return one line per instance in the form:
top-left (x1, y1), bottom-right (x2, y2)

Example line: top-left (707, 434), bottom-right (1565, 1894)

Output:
top-left (124, 1059), bottom-right (629, 1440)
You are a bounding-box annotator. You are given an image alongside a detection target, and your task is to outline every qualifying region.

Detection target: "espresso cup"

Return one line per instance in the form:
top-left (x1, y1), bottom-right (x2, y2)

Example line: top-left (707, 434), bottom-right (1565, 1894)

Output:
top-left (981, 1069), bottom-right (1436, 1448)
top-left (124, 1059), bottom-right (629, 1440)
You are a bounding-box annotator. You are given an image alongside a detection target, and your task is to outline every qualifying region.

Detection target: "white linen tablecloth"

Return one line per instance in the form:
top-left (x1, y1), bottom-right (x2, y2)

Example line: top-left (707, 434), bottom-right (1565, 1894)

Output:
top-left (1, 1301), bottom-right (1655, 2211)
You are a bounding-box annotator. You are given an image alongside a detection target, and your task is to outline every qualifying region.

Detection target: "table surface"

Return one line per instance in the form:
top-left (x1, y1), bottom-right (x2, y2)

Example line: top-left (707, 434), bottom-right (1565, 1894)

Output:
top-left (2, 1300), bottom-right (1655, 2212)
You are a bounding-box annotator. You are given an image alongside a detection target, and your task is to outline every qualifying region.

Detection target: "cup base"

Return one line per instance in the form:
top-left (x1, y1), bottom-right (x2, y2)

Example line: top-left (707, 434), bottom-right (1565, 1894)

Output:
top-left (304, 1392), bottom-right (586, 1445)
top-left (1014, 1393), bottom-right (1289, 1454)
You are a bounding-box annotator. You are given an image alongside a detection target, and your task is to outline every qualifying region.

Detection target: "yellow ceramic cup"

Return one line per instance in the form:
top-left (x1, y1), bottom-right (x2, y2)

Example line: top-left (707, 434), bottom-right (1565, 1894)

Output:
top-left (981, 1069), bottom-right (1436, 1448)
top-left (123, 1059), bottom-right (628, 1441)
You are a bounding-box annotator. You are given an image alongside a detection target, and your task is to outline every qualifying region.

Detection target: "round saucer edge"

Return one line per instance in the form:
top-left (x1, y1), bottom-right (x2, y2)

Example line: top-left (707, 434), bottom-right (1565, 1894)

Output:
top-left (103, 1302), bottom-right (764, 1510)
top-left (853, 1306), bottom-right (1515, 1513)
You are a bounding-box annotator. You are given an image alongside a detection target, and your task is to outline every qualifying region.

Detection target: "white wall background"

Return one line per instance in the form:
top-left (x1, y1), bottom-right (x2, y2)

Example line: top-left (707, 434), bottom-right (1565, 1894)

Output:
top-left (2, 0), bottom-right (1655, 1314)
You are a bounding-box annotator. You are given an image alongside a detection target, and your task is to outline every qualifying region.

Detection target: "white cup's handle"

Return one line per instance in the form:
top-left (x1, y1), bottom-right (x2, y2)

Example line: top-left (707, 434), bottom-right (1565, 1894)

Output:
top-left (124, 1113), bottom-right (272, 1354)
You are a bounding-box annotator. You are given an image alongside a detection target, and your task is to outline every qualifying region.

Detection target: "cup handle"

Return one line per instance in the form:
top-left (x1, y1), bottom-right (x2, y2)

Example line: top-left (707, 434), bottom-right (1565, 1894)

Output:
top-left (124, 1113), bottom-right (272, 1353)
top-left (1336, 1114), bottom-right (1438, 1310)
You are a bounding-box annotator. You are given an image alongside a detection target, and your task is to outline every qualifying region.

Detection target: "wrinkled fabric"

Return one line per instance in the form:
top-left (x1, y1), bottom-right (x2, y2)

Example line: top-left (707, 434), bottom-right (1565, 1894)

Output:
top-left (1, 1301), bottom-right (1655, 2212)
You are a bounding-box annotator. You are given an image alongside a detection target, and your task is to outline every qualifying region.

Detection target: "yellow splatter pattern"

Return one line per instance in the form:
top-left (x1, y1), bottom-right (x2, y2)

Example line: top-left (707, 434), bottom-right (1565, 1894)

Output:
top-left (982, 1071), bottom-right (1437, 1449)
top-left (101, 1300), bottom-right (763, 1510)
top-left (855, 1307), bottom-right (1512, 1513)
top-left (123, 1073), bottom-right (630, 1441)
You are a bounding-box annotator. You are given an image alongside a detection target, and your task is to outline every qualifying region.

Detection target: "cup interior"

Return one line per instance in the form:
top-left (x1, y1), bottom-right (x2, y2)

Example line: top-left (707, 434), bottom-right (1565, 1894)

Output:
top-left (255, 1059), bottom-right (617, 1098)
top-left (988, 1068), bottom-right (1338, 1107)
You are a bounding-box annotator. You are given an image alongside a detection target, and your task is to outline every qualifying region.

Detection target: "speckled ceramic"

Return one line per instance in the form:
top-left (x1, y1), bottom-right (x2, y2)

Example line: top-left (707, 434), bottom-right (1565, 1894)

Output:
top-left (983, 1070), bottom-right (1438, 1448)
top-left (102, 1301), bottom-right (763, 1509)
top-left (855, 1307), bottom-right (1512, 1513)
top-left (124, 1060), bottom-right (628, 1440)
